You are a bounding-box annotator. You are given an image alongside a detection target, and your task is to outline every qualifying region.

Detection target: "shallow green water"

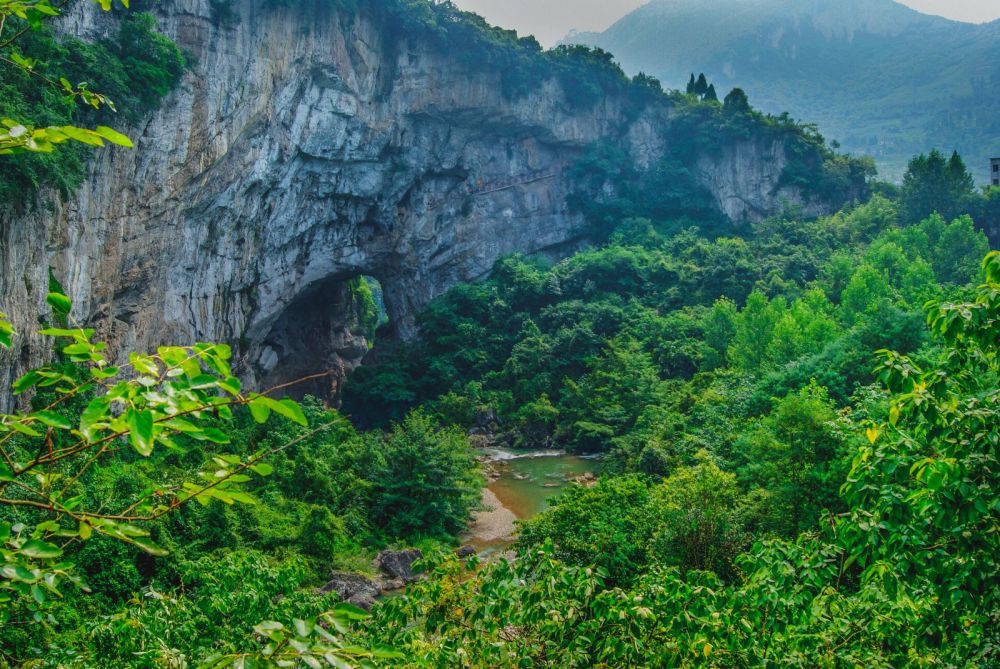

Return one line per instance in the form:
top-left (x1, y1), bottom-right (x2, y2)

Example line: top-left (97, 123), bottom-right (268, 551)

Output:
top-left (486, 449), bottom-right (596, 520)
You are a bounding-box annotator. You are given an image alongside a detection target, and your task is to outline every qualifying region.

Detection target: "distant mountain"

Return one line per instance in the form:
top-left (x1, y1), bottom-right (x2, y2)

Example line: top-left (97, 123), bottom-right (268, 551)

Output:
top-left (566, 0), bottom-right (1000, 182)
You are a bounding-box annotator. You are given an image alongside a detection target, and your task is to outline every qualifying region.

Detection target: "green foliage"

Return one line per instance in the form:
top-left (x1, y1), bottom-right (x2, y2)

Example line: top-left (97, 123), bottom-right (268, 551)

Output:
top-left (364, 412), bottom-right (484, 539)
top-left (647, 452), bottom-right (751, 578)
top-left (899, 149), bottom-right (979, 226)
top-left (843, 250), bottom-right (1000, 655)
top-left (559, 337), bottom-right (667, 452)
top-left (367, 251), bottom-right (1000, 667)
top-left (516, 475), bottom-right (653, 586)
top-left (0, 9), bottom-right (185, 206)
top-left (0, 289), bottom-right (299, 617)
top-left (0, 292), bottom-right (429, 666)
top-left (2, 0), bottom-right (997, 662)
top-left (346, 194), bottom-right (989, 464)
top-left (77, 551), bottom-right (379, 667)
top-left (347, 276), bottom-right (382, 338)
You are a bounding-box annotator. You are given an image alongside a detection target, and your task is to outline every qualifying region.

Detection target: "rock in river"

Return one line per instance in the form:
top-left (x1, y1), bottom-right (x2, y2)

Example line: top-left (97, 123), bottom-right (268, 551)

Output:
top-left (376, 549), bottom-right (424, 583)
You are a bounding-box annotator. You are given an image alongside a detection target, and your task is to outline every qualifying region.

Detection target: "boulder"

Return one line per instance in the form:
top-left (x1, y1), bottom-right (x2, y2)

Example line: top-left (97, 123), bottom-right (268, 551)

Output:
top-left (376, 549), bottom-right (423, 583)
top-left (378, 577), bottom-right (406, 592)
top-left (456, 545), bottom-right (476, 558)
top-left (318, 571), bottom-right (380, 610)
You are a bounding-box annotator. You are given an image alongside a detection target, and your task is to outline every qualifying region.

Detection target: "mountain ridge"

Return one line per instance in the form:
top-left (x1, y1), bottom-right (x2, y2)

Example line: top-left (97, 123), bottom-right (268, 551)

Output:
top-left (567, 0), bottom-right (1000, 180)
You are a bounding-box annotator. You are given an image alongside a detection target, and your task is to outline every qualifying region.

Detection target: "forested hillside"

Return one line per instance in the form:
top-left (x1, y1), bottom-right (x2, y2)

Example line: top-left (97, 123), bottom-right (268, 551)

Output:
top-left (569, 0), bottom-right (1000, 181)
top-left (1, 0), bottom-right (999, 667)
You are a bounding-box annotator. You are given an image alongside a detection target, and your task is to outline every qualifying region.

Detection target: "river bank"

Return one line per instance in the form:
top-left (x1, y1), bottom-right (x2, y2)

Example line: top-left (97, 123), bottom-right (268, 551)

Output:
top-left (462, 449), bottom-right (598, 555)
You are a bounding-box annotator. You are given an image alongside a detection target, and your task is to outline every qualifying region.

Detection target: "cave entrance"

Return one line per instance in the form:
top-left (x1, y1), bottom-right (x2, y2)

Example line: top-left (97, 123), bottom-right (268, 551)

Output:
top-left (253, 274), bottom-right (390, 404)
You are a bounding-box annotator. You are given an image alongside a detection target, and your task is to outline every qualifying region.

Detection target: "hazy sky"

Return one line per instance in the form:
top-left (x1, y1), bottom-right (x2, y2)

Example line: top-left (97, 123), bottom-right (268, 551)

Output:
top-left (453, 0), bottom-right (1000, 46)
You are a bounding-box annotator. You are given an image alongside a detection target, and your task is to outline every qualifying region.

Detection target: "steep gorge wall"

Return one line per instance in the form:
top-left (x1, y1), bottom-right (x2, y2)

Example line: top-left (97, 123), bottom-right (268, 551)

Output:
top-left (0, 0), bottom-right (844, 407)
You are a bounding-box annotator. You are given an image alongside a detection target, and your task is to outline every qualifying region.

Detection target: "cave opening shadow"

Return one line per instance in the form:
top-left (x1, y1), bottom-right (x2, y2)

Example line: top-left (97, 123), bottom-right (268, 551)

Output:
top-left (254, 274), bottom-right (390, 404)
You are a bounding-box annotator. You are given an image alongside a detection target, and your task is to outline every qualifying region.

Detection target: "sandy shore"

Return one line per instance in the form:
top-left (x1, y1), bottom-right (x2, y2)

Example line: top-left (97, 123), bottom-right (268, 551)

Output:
top-left (465, 488), bottom-right (517, 543)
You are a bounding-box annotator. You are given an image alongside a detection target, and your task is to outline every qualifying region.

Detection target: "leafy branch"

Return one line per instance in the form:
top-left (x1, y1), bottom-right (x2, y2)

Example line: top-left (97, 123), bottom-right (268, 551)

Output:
top-left (0, 0), bottom-right (135, 154)
top-left (0, 291), bottom-right (341, 617)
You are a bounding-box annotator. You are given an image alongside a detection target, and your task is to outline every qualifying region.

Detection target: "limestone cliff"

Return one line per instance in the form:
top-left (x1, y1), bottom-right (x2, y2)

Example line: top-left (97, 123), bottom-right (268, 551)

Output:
top-left (0, 0), bottom-right (859, 407)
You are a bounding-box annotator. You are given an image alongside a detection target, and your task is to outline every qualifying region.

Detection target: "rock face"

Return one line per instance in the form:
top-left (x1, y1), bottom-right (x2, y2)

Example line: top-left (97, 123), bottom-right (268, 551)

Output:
top-left (375, 549), bottom-right (423, 584)
top-left (695, 139), bottom-right (834, 222)
top-left (0, 0), bottom-right (854, 408)
top-left (318, 572), bottom-right (381, 610)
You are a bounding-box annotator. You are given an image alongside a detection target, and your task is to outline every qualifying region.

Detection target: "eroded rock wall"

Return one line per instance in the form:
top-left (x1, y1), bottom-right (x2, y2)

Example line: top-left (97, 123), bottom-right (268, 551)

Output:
top-left (0, 0), bottom-right (848, 407)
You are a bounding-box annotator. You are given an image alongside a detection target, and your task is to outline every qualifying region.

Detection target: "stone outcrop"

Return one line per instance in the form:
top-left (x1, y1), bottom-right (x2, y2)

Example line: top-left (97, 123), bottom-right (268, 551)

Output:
top-left (375, 549), bottom-right (423, 584)
top-left (318, 571), bottom-right (381, 610)
top-left (317, 548), bottom-right (423, 608)
top-left (0, 0), bottom-right (858, 408)
top-left (695, 139), bottom-right (835, 222)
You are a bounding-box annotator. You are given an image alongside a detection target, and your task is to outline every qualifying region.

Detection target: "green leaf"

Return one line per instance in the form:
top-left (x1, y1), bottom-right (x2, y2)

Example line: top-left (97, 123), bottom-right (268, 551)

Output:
top-left (253, 621), bottom-right (284, 634)
top-left (45, 292), bottom-right (72, 317)
top-left (218, 376), bottom-right (242, 396)
top-left (0, 462), bottom-right (13, 482)
top-left (39, 327), bottom-right (93, 339)
top-left (62, 342), bottom-right (92, 356)
top-left (197, 427), bottom-right (230, 444)
top-left (248, 395), bottom-right (307, 426)
top-left (0, 314), bottom-right (13, 348)
top-left (249, 463), bottom-right (273, 476)
top-left (127, 409), bottom-right (154, 456)
top-left (129, 536), bottom-right (169, 557)
top-left (293, 618), bottom-right (314, 637)
top-left (129, 353), bottom-right (160, 376)
top-left (12, 370), bottom-right (41, 394)
top-left (8, 421), bottom-right (41, 437)
top-left (58, 126), bottom-right (104, 146)
top-left (0, 564), bottom-right (35, 581)
top-left (80, 396), bottom-right (111, 440)
top-left (274, 398), bottom-right (308, 426)
top-left (93, 126), bottom-right (134, 148)
top-left (32, 410), bottom-right (72, 430)
top-left (226, 491), bottom-right (257, 505)
top-left (20, 540), bottom-right (63, 560)
top-left (248, 396), bottom-right (270, 424)
top-left (9, 52), bottom-right (36, 69)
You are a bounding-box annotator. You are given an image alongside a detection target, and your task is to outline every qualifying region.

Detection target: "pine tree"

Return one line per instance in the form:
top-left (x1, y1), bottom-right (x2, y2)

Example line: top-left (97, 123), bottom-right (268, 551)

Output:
top-left (686, 73), bottom-right (696, 95)
top-left (704, 83), bottom-right (718, 102)
top-left (948, 150), bottom-right (975, 193)
top-left (694, 73), bottom-right (709, 96)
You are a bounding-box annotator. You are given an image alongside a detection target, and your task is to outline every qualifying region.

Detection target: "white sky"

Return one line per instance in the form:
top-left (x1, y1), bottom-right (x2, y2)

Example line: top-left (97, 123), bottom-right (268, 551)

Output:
top-left (452, 0), bottom-right (1000, 46)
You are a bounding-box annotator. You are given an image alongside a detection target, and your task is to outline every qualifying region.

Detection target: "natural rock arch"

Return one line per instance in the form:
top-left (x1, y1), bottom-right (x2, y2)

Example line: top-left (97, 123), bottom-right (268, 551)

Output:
top-left (0, 0), bottom-right (848, 406)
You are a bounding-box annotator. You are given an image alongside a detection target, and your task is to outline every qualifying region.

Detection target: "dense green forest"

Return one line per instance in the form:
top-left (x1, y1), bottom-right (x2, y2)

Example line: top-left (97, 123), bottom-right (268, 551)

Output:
top-left (1, 0), bottom-right (999, 667)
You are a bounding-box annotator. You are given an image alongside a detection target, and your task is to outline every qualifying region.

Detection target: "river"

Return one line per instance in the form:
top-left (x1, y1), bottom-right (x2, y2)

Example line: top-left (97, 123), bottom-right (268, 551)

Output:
top-left (463, 448), bottom-right (597, 556)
